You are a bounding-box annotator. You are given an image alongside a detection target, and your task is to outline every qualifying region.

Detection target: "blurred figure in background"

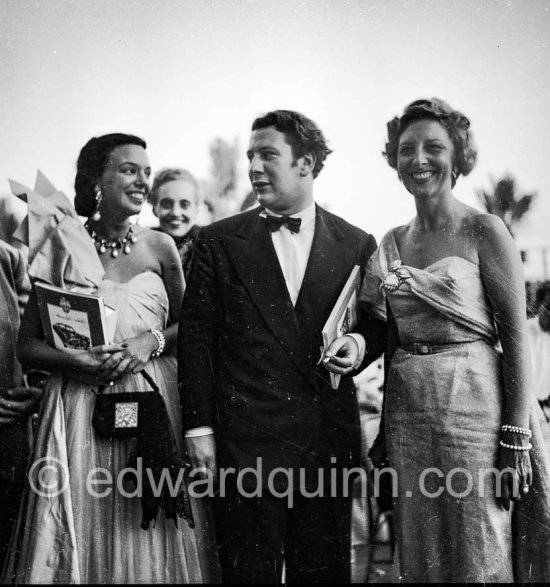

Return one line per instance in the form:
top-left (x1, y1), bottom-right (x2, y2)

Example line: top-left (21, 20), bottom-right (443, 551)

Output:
top-left (149, 168), bottom-right (202, 279)
top-left (350, 357), bottom-right (384, 582)
top-left (527, 281), bottom-right (550, 421)
top-left (0, 194), bottom-right (26, 244)
top-left (0, 194), bottom-right (28, 254)
top-left (0, 239), bottom-right (41, 570)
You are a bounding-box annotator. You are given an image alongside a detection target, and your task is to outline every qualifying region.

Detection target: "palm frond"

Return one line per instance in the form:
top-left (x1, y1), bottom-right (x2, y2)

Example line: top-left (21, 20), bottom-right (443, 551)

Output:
top-left (476, 175), bottom-right (537, 238)
top-left (512, 193), bottom-right (537, 223)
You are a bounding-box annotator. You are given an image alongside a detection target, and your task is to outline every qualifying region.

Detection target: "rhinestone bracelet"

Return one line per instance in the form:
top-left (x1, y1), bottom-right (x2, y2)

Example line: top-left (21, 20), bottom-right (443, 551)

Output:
top-left (501, 424), bottom-right (532, 438)
top-left (499, 440), bottom-right (532, 451)
top-left (151, 329), bottom-right (166, 358)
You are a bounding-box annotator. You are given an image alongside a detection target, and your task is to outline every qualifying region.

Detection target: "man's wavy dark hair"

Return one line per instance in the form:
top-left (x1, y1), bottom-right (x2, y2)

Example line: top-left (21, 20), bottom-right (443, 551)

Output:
top-left (252, 110), bottom-right (332, 178)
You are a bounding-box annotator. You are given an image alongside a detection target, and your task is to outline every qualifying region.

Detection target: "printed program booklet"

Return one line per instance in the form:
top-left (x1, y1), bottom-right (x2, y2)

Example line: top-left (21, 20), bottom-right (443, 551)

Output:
top-left (34, 282), bottom-right (118, 352)
top-left (321, 265), bottom-right (361, 389)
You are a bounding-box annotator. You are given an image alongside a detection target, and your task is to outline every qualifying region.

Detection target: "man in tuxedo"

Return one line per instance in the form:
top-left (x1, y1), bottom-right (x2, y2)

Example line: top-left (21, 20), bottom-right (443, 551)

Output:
top-left (178, 110), bottom-right (385, 583)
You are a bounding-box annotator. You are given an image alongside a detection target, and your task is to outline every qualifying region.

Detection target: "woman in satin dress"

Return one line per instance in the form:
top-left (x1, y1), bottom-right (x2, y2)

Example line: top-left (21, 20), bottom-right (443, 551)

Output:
top-left (6, 134), bottom-right (219, 584)
top-left (328, 98), bottom-right (550, 582)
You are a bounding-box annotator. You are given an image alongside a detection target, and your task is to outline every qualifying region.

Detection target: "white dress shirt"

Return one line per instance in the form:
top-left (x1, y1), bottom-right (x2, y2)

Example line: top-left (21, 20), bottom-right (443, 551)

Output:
top-left (261, 201), bottom-right (316, 305)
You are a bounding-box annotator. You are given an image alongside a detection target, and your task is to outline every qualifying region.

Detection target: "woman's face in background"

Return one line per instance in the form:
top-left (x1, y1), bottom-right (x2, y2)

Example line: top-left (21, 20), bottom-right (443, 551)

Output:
top-left (97, 144), bottom-right (151, 217)
top-left (153, 179), bottom-right (199, 239)
top-left (397, 118), bottom-right (455, 200)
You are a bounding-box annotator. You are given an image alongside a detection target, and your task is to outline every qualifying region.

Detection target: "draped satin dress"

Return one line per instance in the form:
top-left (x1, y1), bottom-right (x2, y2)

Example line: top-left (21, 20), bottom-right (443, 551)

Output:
top-left (361, 228), bottom-right (550, 583)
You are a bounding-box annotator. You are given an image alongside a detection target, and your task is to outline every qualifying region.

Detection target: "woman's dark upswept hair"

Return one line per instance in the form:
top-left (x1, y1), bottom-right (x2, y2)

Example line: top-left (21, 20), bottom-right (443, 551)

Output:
top-left (74, 133), bottom-right (146, 217)
top-left (383, 98), bottom-right (477, 186)
top-left (251, 109), bottom-right (332, 178)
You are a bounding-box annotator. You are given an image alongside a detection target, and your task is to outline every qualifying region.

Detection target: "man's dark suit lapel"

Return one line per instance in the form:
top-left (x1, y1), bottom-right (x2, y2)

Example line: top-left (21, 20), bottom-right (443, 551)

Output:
top-left (222, 207), bottom-right (356, 383)
top-left (222, 211), bottom-right (306, 370)
top-left (294, 206), bottom-right (352, 338)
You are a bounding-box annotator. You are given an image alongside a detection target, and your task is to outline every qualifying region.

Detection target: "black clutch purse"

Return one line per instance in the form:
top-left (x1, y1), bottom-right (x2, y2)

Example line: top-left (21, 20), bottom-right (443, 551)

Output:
top-left (92, 370), bottom-right (162, 438)
top-left (91, 370), bottom-right (195, 529)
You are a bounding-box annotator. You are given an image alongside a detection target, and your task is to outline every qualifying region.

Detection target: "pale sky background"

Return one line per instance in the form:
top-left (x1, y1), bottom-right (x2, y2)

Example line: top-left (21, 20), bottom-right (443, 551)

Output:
top-left (2, 0), bottom-right (549, 277)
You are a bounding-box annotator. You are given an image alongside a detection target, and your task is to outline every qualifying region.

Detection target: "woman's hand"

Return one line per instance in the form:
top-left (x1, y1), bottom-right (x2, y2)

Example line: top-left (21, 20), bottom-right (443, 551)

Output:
top-left (98, 332), bottom-right (158, 380)
top-left (0, 386), bottom-right (43, 425)
top-left (66, 342), bottom-right (129, 386)
top-left (497, 431), bottom-right (533, 510)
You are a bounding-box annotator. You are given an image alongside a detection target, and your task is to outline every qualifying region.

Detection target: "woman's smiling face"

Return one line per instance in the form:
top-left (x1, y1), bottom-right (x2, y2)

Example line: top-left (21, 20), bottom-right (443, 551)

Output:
top-left (397, 118), bottom-right (455, 200)
top-left (97, 144), bottom-right (151, 217)
top-left (153, 179), bottom-right (199, 238)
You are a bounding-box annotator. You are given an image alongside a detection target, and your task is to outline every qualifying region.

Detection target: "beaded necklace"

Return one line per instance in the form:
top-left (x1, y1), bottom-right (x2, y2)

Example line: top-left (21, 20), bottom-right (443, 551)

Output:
top-left (85, 222), bottom-right (137, 258)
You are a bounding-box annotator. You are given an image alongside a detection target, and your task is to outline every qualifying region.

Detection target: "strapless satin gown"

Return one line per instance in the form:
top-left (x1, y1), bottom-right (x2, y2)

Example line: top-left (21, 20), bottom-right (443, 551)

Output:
top-left (6, 273), bottom-right (219, 584)
top-left (361, 229), bottom-right (550, 583)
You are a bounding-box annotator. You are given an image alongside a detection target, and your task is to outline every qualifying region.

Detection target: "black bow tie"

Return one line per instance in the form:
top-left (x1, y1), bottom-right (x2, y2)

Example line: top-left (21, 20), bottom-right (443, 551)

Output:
top-left (263, 214), bottom-right (302, 234)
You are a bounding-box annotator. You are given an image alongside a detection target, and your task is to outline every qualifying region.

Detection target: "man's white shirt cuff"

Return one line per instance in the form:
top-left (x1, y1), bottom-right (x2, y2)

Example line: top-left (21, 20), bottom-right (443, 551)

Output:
top-left (346, 333), bottom-right (366, 369)
top-left (185, 426), bottom-right (214, 438)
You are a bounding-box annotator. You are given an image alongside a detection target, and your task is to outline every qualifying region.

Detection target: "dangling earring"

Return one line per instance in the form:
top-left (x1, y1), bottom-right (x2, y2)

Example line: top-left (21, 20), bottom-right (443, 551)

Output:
top-left (91, 188), bottom-right (103, 221)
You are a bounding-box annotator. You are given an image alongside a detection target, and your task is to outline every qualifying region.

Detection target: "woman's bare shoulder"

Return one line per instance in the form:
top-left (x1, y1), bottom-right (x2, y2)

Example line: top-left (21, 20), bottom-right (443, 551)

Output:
top-left (135, 226), bottom-right (170, 244)
top-left (461, 208), bottom-right (508, 239)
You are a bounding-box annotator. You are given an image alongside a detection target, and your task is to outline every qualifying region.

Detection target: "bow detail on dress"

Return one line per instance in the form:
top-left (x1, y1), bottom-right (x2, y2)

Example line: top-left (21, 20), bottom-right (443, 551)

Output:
top-left (10, 170), bottom-right (104, 291)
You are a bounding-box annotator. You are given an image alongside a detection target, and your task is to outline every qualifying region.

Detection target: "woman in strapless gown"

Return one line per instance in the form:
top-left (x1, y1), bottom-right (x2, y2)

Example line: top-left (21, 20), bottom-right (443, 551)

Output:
top-left (328, 99), bottom-right (550, 582)
top-left (362, 229), bottom-right (550, 582)
top-left (5, 134), bottom-right (219, 583)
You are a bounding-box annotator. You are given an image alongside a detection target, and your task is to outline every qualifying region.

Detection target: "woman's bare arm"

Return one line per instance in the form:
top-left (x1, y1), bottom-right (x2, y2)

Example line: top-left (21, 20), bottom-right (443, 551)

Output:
top-left (475, 213), bottom-right (532, 508)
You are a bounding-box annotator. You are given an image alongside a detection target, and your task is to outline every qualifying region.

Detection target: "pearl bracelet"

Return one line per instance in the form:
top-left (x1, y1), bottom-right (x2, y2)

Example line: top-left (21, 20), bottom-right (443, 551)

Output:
top-left (499, 440), bottom-right (532, 451)
top-left (501, 424), bottom-right (532, 438)
top-left (151, 329), bottom-right (166, 358)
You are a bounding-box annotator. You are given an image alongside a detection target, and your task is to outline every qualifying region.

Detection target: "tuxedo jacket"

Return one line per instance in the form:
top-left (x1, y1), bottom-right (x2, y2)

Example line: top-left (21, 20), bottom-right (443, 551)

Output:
top-left (178, 205), bottom-right (385, 486)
